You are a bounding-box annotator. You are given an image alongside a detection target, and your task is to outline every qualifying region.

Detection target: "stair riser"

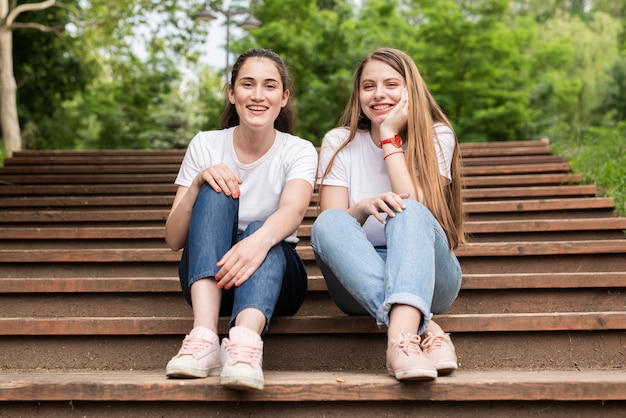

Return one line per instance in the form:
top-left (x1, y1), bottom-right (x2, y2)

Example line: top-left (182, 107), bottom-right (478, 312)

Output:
top-left (0, 289), bottom-right (622, 318)
top-left (1, 400), bottom-right (625, 418)
top-left (1, 331), bottom-right (623, 372)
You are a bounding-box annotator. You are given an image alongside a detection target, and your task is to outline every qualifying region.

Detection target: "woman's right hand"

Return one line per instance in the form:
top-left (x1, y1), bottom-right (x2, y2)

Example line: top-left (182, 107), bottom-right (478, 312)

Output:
top-left (194, 163), bottom-right (243, 198)
top-left (353, 191), bottom-right (410, 224)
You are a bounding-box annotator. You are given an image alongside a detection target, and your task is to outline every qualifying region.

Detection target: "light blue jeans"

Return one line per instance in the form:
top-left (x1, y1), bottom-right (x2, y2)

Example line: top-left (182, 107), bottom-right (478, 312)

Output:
top-left (178, 185), bottom-right (308, 333)
top-left (310, 200), bottom-right (461, 335)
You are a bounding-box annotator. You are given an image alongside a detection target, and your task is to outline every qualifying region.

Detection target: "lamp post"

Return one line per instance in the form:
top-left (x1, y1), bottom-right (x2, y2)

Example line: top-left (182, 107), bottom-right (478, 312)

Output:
top-left (194, 2), bottom-right (261, 83)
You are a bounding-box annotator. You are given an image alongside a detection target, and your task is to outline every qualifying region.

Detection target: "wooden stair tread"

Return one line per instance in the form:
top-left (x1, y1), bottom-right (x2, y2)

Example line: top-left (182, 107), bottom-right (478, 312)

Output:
top-left (1, 271), bottom-right (624, 293)
top-left (1, 369), bottom-right (624, 402)
top-left (462, 162), bottom-right (572, 175)
top-left (0, 312), bottom-right (623, 335)
top-left (462, 185), bottom-right (598, 199)
top-left (3, 217), bottom-right (624, 239)
top-left (462, 173), bottom-right (583, 187)
top-left (5, 173), bottom-right (584, 187)
top-left (0, 198), bottom-right (617, 223)
top-left (0, 184), bottom-right (177, 196)
top-left (464, 197), bottom-right (617, 213)
top-left (0, 240), bottom-right (625, 262)
top-left (0, 173), bottom-right (176, 185)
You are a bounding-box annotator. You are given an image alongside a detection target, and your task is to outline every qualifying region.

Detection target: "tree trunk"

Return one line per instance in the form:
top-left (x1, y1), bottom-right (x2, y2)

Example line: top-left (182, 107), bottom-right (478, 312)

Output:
top-left (0, 0), bottom-right (21, 156)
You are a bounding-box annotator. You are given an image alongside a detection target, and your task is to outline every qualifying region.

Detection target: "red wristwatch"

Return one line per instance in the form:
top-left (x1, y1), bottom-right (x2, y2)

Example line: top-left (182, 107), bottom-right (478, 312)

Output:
top-left (380, 134), bottom-right (403, 148)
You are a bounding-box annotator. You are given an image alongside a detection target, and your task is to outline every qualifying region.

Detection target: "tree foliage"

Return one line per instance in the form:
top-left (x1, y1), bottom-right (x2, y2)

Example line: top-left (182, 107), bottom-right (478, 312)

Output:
top-left (6, 0), bottom-right (626, 150)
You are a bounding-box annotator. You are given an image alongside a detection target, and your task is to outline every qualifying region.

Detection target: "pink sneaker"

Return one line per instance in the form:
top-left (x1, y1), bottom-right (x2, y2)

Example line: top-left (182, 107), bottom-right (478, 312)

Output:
top-left (386, 333), bottom-right (437, 381)
top-left (220, 326), bottom-right (264, 390)
top-left (420, 332), bottom-right (458, 375)
top-left (166, 326), bottom-right (221, 378)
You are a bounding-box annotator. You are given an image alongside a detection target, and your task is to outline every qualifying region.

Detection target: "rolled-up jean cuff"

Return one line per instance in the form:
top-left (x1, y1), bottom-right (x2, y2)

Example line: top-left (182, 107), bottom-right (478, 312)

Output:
top-left (188, 269), bottom-right (220, 289)
top-left (378, 292), bottom-right (433, 335)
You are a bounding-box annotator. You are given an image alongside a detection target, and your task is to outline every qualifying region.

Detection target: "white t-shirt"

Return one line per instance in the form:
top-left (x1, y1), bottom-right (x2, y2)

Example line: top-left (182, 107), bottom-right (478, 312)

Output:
top-left (317, 125), bottom-right (455, 246)
top-left (176, 127), bottom-right (318, 243)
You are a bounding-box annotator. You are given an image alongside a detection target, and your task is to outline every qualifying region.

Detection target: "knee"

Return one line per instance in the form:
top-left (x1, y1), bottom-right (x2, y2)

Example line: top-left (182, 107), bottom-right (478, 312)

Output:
top-left (312, 209), bottom-right (346, 234)
top-left (403, 199), bottom-right (429, 215)
top-left (194, 185), bottom-right (238, 214)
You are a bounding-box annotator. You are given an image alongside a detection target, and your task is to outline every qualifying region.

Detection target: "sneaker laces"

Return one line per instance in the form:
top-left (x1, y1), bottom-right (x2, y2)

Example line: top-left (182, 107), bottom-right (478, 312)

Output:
top-left (394, 334), bottom-right (423, 356)
top-left (177, 336), bottom-right (212, 357)
top-left (420, 332), bottom-right (451, 353)
top-left (224, 340), bottom-right (262, 365)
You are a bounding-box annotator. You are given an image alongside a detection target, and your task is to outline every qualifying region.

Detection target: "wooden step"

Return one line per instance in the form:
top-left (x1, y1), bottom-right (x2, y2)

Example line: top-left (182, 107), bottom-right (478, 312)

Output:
top-left (1, 142), bottom-right (624, 411)
top-left (0, 197), bottom-right (617, 224)
top-left (1, 271), bottom-right (624, 293)
top-left (0, 311), bottom-right (623, 336)
top-left (1, 369), bottom-right (624, 402)
top-left (3, 217), bottom-right (624, 240)
top-left (0, 239), bottom-right (624, 262)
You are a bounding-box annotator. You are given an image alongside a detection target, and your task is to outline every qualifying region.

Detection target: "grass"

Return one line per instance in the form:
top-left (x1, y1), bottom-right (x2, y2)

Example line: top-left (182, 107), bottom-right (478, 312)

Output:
top-left (549, 124), bottom-right (626, 217)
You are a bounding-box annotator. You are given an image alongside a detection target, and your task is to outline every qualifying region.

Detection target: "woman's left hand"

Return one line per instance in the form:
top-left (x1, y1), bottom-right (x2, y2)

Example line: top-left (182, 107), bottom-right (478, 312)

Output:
top-left (214, 234), bottom-right (270, 290)
top-left (380, 88), bottom-right (409, 139)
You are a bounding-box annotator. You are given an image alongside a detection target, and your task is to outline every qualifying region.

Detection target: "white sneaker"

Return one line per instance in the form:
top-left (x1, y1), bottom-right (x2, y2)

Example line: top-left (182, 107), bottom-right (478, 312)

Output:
top-left (220, 326), bottom-right (264, 390)
top-left (166, 326), bottom-right (221, 378)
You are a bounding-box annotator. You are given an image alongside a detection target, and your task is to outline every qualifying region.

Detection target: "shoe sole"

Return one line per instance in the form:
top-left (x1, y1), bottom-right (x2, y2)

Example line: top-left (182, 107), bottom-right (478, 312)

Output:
top-left (220, 375), bottom-right (264, 390)
top-left (388, 368), bottom-right (437, 381)
top-left (166, 366), bottom-right (221, 379)
top-left (434, 361), bottom-right (458, 375)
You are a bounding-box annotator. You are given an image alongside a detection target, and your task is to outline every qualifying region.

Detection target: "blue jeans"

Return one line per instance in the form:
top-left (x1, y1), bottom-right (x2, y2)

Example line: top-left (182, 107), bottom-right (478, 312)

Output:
top-left (178, 185), bottom-right (307, 333)
top-left (310, 200), bottom-right (461, 334)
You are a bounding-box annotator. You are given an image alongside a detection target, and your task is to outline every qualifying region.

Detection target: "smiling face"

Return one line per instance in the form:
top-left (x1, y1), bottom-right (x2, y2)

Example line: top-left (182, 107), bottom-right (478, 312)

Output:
top-left (228, 57), bottom-right (289, 131)
top-left (358, 59), bottom-right (406, 130)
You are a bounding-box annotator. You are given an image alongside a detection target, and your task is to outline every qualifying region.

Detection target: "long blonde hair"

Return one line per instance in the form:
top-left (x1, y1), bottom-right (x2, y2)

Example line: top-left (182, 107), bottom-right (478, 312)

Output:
top-left (319, 48), bottom-right (465, 249)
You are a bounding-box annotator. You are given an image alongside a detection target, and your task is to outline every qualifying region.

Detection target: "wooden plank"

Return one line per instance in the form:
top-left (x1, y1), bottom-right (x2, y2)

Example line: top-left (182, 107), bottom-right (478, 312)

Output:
top-left (462, 155), bottom-right (565, 166)
top-left (0, 226), bottom-right (166, 239)
top-left (4, 154), bottom-right (184, 166)
top-left (462, 173), bottom-right (583, 188)
top-left (0, 173), bottom-right (176, 185)
top-left (0, 199), bottom-right (616, 223)
top-left (0, 195), bottom-right (174, 208)
top-left (461, 272), bottom-right (626, 289)
top-left (0, 276), bottom-right (181, 293)
top-left (10, 149), bottom-right (185, 158)
top-left (454, 240), bottom-right (626, 257)
top-left (464, 197), bottom-right (616, 213)
top-left (459, 146), bottom-right (553, 157)
top-left (0, 370), bottom-right (624, 402)
top-left (462, 185), bottom-right (598, 199)
top-left (462, 162), bottom-right (571, 176)
top-left (0, 217), bottom-right (626, 239)
top-left (1, 271), bottom-right (624, 294)
top-left (0, 209), bottom-right (169, 223)
top-left (0, 184), bottom-right (177, 196)
top-left (0, 312), bottom-right (623, 335)
top-left (0, 164), bottom-right (180, 175)
top-left (0, 239), bottom-right (624, 263)
top-left (464, 218), bottom-right (626, 233)
top-left (459, 140), bottom-right (549, 149)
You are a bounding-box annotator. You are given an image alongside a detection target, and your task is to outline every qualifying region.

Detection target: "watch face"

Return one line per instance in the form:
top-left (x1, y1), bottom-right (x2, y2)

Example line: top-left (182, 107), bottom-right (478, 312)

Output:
top-left (381, 135), bottom-right (403, 147)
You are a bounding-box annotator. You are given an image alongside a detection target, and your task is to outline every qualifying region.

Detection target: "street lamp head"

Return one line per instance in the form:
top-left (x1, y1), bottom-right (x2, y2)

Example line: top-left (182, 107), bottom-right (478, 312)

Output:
top-left (239, 14), bottom-right (261, 29)
top-left (194, 3), bottom-right (217, 22)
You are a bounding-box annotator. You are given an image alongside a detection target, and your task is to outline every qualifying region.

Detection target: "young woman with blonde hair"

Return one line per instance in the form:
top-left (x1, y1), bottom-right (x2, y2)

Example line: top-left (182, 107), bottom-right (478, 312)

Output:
top-left (311, 47), bottom-right (464, 380)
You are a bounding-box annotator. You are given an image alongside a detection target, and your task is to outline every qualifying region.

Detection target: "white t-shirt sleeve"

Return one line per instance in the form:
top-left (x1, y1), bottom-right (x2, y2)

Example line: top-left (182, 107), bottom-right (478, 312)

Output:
top-left (434, 124), bottom-right (456, 180)
top-left (318, 128), bottom-right (349, 187)
top-left (285, 135), bottom-right (318, 188)
top-left (175, 130), bottom-right (231, 187)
